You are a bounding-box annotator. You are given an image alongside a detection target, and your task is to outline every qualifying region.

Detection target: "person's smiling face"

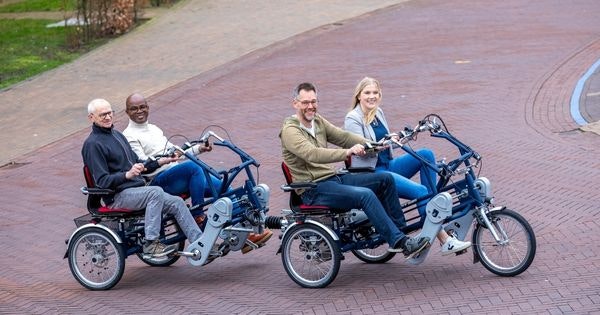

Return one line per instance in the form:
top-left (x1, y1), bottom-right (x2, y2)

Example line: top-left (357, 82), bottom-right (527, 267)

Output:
top-left (358, 83), bottom-right (381, 113)
top-left (293, 89), bottom-right (318, 127)
top-left (126, 94), bottom-right (149, 124)
top-left (89, 100), bottom-right (114, 128)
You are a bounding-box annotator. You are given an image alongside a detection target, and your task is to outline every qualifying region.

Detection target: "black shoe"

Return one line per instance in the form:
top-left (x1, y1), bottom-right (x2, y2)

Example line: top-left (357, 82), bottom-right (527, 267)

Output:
top-left (403, 236), bottom-right (430, 259)
top-left (388, 236), bottom-right (430, 259)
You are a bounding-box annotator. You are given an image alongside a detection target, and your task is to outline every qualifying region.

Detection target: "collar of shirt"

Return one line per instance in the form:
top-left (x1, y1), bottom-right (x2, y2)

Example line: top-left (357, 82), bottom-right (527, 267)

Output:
top-left (127, 119), bottom-right (149, 130)
top-left (299, 121), bottom-right (315, 137)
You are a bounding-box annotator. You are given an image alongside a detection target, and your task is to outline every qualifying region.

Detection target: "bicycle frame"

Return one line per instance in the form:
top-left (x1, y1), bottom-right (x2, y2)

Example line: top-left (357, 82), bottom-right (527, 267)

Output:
top-left (399, 129), bottom-right (484, 223)
top-left (104, 135), bottom-right (270, 255)
top-left (173, 132), bottom-right (270, 266)
top-left (388, 120), bottom-right (506, 264)
top-left (183, 137), bottom-right (267, 225)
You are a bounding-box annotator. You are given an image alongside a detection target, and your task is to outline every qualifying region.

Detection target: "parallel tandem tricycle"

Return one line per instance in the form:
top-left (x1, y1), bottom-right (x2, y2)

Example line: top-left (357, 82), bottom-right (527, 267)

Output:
top-left (269, 114), bottom-right (536, 288)
top-left (64, 131), bottom-right (271, 290)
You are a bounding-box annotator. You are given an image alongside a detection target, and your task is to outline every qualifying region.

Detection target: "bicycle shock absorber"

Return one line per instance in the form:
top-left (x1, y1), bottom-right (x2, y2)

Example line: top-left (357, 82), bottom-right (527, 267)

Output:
top-left (265, 216), bottom-right (285, 229)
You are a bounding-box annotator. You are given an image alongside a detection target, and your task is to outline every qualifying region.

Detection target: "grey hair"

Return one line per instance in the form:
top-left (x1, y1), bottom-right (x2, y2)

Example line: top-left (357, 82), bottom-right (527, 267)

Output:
top-left (87, 98), bottom-right (111, 114)
top-left (292, 82), bottom-right (317, 100)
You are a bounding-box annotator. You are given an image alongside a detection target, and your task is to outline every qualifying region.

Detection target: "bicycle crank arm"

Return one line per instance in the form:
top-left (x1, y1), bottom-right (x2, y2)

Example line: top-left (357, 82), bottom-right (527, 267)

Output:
top-left (176, 249), bottom-right (201, 258)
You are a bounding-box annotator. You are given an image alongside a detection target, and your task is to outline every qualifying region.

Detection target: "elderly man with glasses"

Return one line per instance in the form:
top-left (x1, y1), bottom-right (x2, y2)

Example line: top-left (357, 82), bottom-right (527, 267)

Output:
top-left (82, 98), bottom-right (203, 258)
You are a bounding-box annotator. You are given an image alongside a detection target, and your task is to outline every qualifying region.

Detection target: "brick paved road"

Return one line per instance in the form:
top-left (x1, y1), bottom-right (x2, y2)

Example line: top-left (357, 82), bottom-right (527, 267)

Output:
top-left (0, 0), bottom-right (404, 166)
top-left (1, 0), bottom-right (600, 314)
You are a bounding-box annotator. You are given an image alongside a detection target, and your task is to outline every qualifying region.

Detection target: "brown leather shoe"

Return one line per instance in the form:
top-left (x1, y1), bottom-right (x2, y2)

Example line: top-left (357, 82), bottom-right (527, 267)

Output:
top-left (194, 214), bottom-right (207, 230)
top-left (242, 229), bottom-right (273, 254)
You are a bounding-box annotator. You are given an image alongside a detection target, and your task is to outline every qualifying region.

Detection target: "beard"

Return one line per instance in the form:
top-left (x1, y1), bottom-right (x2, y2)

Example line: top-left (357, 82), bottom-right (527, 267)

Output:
top-left (301, 108), bottom-right (316, 122)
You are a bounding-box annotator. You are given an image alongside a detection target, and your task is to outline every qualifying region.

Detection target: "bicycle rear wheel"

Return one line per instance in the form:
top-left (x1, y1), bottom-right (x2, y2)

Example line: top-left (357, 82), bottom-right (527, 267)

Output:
top-left (68, 227), bottom-right (125, 290)
top-left (281, 224), bottom-right (340, 288)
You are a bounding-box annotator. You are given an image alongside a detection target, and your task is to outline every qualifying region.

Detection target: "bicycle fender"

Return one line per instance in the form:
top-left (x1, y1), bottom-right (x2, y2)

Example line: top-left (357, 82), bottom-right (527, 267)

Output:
top-left (276, 220), bottom-right (339, 255)
top-left (67, 223), bottom-right (123, 245)
top-left (63, 223), bottom-right (123, 259)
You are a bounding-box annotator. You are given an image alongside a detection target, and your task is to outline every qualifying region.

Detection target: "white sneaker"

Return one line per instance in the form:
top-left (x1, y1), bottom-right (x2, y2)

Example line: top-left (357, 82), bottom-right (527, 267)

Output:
top-left (441, 236), bottom-right (471, 256)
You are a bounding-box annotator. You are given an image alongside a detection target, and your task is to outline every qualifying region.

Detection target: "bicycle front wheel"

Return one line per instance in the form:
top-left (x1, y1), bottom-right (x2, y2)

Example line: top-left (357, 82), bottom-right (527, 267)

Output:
top-left (473, 208), bottom-right (536, 277)
top-left (351, 247), bottom-right (395, 263)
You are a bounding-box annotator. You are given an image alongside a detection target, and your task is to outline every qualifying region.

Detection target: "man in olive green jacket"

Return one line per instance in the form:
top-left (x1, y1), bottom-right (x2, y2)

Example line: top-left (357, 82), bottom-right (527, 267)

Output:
top-left (279, 82), bottom-right (429, 257)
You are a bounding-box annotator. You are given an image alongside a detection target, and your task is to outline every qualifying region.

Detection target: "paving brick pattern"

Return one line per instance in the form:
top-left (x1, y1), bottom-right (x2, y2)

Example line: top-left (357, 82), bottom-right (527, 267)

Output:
top-left (581, 64), bottom-right (600, 122)
top-left (0, 0), bottom-right (405, 166)
top-left (1, 0), bottom-right (600, 314)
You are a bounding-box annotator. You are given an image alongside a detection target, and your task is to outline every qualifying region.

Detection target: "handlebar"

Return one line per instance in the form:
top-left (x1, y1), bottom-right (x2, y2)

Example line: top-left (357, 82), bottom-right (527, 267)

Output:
top-left (143, 131), bottom-right (225, 179)
top-left (142, 129), bottom-right (262, 194)
top-left (382, 114), bottom-right (481, 180)
top-left (362, 142), bottom-right (388, 154)
top-left (142, 146), bottom-right (178, 169)
top-left (383, 117), bottom-right (442, 147)
top-left (176, 130), bottom-right (224, 154)
top-left (189, 130), bottom-right (260, 177)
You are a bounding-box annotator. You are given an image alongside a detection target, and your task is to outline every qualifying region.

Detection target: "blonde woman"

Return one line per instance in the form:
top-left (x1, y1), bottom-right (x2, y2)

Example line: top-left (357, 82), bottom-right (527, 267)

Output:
top-left (344, 77), bottom-right (470, 256)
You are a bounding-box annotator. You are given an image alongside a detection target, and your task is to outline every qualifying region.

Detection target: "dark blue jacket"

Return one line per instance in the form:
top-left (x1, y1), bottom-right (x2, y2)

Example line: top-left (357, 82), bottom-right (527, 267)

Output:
top-left (81, 124), bottom-right (159, 198)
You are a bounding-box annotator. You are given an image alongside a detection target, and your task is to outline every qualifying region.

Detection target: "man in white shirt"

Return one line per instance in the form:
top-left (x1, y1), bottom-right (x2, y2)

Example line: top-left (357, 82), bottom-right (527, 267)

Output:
top-left (123, 93), bottom-right (272, 253)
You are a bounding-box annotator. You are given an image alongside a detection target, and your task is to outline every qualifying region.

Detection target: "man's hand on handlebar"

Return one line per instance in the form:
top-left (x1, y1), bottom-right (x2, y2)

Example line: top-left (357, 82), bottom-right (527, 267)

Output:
top-left (199, 142), bottom-right (213, 153)
top-left (346, 143), bottom-right (366, 157)
top-left (126, 163), bottom-right (145, 179)
top-left (175, 141), bottom-right (213, 158)
top-left (157, 156), bottom-right (178, 166)
top-left (346, 142), bottom-right (387, 157)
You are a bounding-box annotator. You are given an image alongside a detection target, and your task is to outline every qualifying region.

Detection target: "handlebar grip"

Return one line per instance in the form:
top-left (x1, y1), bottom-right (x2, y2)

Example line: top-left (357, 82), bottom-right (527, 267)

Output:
top-left (184, 144), bottom-right (201, 156)
top-left (142, 158), bottom-right (153, 169)
top-left (143, 157), bottom-right (158, 170)
top-left (365, 141), bottom-right (388, 154)
top-left (180, 142), bottom-right (192, 151)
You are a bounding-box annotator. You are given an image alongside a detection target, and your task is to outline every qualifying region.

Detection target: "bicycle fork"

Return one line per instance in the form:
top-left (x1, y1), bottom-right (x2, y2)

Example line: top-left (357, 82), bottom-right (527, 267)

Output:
top-left (476, 205), bottom-right (509, 245)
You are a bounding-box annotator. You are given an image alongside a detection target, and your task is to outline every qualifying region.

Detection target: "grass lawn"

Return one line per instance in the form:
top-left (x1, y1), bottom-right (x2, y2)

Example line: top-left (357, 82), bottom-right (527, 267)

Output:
top-left (0, 0), bottom-right (75, 13)
top-left (0, 19), bottom-right (104, 89)
top-left (0, 0), bottom-right (163, 90)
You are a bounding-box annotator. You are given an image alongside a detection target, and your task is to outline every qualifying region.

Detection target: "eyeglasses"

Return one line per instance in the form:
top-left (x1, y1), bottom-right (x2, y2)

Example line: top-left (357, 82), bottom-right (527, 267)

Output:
top-left (295, 99), bottom-right (318, 106)
top-left (127, 103), bottom-right (148, 112)
top-left (96, 110), bottom-right (115, 119)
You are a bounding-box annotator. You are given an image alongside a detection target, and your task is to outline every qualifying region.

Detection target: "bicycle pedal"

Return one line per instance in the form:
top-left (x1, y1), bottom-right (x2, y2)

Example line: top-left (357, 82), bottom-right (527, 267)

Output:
top-left (177, 250), bottom-right (200, 258)
top-left (142, 253), bottom-right (175, 260)
top-left (455, 248), bottom-right (468, 256)
top-left (405, 241), bottom-right (431, 260)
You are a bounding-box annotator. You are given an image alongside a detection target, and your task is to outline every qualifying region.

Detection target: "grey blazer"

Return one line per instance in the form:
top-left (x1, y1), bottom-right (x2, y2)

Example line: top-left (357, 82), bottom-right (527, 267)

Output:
top-left (344, 106), bottom-right (394, 168)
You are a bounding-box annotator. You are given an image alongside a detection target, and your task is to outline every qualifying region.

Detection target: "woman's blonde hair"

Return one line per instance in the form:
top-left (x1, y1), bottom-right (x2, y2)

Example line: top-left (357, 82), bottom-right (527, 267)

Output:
top-left (350, 77), bottom-right (382, 125)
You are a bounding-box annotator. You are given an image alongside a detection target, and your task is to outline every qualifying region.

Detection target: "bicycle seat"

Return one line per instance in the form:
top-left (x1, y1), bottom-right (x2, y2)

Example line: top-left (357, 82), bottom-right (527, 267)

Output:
top-left (280, 162), bottom-right (347, 214)
top-left (82, 165), bottom-right (144, 217)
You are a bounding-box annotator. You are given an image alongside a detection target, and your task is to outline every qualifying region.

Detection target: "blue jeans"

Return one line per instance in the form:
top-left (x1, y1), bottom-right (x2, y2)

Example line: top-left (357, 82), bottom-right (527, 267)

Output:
top-left (300, 172), bottom-right (406, 246)
top-left (377, 148), bottom-right (437, 217)
top-left (150, 160), bottom-right (222, 206)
